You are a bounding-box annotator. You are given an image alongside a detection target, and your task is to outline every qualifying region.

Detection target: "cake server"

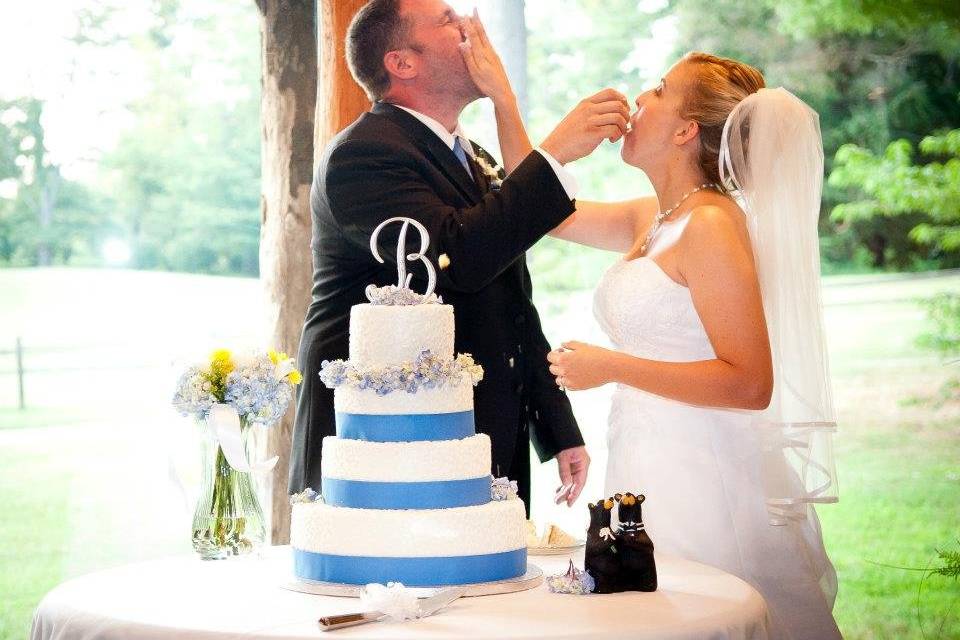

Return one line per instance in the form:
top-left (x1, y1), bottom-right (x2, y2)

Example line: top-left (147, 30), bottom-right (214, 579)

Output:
top-left (417, 585), bottom-right (467, 617)
top-left (318, 586), bottom-right (467, 632)
top-left (317, 610), bottom-right (385, 632)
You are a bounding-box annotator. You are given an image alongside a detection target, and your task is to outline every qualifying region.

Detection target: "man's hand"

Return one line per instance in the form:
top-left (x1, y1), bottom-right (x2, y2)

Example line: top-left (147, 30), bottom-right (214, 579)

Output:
top-left (555, 445), bottom-right (590, 507)
top-left (540, 89), bottom-right (631, 165)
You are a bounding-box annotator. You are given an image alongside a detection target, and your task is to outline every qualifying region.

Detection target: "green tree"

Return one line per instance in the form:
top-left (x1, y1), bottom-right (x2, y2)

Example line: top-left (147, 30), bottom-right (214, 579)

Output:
top-left (0, 98), bottom-right (101, 267)
top-left (829, 129), bottom-right (960, 266)
top-left (95, 1), bottom-right (262, 275)
top-left (662, 0), bottom-right (960, 271)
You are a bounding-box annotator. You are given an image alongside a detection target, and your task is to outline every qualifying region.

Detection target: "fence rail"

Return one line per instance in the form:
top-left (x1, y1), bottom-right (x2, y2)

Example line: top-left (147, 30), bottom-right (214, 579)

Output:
top-left (0, 338), bottom-right (176, 410)
top-left (15, 337), bottom-right (23, 410)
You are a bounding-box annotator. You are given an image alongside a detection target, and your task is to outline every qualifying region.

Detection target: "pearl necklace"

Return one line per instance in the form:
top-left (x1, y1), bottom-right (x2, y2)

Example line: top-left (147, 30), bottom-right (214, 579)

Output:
top-left (638, 183), bottom-right (719, 256)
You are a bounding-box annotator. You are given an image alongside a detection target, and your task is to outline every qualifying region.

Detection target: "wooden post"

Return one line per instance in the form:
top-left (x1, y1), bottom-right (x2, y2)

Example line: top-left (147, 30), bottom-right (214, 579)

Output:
top-left (15, 337), bottom-right (25, 410)
top-left (256, 0), bottom-right (319, 545)
top-left (256, 0), bottom-right (369, 546)
top-left (315, 0), bottom-right (371, 159)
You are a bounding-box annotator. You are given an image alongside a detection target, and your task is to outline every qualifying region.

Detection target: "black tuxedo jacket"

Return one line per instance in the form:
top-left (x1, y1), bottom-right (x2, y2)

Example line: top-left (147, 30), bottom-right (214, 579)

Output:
top-left (289, 102), bottom-right (584, 501)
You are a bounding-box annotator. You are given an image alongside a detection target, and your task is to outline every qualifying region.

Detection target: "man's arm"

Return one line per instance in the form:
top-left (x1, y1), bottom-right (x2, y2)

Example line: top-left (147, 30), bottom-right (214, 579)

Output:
top-left (324, 139), bottom-right (574, 293)
top-left (524, 321), bottom-right (585, 462)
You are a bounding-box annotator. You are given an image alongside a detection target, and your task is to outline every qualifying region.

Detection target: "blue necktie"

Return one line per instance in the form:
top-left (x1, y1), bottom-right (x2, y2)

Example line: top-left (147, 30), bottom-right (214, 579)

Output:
top-left (452, 137), bottom-right (474, 179)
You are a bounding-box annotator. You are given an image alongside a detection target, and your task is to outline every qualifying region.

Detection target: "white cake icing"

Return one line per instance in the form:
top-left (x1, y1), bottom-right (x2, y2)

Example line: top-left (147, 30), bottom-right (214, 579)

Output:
top-left (333, 381), bottom-right (473, 415)
top-left (321, 434), bottom-right (491, 482)
top-left (297, 265), bottom-right (527, 585)
top-left (291, 499), bottom-right (526, 557)
top-left (349, 303), bottom-right (455, 367)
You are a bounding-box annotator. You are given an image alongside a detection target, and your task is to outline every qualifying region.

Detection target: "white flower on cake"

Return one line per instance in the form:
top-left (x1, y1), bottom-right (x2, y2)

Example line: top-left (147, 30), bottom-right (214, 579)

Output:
top-left (491, 476), bottom-right (519, 501)
top-left (319, 349), bottom-right (483, 395)
top-left (289, 488), bottom-right (323, 504)
top-left (366, 284), bottom-right (442, 306)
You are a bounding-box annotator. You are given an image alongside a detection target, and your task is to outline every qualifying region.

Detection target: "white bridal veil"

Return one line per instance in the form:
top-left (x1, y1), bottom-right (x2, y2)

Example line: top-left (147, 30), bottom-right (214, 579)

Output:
top-left (719, 87), bottom-right (839, 525)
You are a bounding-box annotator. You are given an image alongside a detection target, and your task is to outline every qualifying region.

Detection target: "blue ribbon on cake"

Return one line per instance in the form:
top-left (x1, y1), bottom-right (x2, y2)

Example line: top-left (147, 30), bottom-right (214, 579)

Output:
top-left (293, 547), bottom-right (527, 586)
top-left (322, 475), bottom-right (491, 510)
top-left (336, 411), bottom-right (475, 442)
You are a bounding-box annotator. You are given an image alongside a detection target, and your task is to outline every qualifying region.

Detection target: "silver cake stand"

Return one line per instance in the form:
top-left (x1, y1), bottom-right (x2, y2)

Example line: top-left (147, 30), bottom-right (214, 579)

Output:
top-left (283, 563), bottom-right (544, 598)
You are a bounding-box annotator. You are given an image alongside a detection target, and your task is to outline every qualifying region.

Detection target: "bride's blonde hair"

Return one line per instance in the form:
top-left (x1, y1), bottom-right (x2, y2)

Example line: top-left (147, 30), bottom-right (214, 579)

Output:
top-left (679, 52), bottom-right (765, 190)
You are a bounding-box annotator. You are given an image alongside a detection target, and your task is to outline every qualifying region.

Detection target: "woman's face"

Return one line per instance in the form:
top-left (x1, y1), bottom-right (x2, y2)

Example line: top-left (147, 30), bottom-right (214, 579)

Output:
top-left (621, 62), bottom-right (695, 169)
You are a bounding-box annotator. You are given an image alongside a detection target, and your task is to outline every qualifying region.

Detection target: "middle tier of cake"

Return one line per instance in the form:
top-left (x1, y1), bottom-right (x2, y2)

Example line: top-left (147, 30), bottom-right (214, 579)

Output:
top-left (321, 434), bottom-right (492, 510)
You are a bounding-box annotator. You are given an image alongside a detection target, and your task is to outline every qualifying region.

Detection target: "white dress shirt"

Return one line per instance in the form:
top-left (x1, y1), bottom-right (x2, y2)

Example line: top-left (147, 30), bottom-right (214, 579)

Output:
top-left (392, 104), bottom-right (578, 200)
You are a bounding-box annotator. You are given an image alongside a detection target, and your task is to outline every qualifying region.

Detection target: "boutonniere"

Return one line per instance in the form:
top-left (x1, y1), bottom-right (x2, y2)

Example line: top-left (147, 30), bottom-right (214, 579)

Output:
top-left (474, 155), bottom-right (503, 190)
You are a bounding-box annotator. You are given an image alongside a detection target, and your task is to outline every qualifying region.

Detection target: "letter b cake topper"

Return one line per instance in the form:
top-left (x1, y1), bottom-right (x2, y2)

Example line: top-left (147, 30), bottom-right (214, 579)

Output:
top-left (366, 217), bottom-right (437, 301)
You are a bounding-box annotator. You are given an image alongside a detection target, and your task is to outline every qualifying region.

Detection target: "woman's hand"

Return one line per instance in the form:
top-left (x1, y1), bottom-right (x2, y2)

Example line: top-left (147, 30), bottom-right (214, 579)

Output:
top-left (547, 341), bottom-right (617, 391)
top-left (459, 11), bottom-right (514, 107)
top-left (459, 10), bottom-right (531, 173)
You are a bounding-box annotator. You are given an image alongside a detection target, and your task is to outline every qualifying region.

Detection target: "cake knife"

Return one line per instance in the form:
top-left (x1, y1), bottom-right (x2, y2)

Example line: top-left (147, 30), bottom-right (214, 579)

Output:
top-left (318, 586), bottom-right (467, 632)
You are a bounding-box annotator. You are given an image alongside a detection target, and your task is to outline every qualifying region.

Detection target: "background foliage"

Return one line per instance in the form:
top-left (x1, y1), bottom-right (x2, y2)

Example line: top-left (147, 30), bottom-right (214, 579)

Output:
top-left (0, 2), bottom-right (260, 275)
top-left (1, 0), bottom-right (957, 283)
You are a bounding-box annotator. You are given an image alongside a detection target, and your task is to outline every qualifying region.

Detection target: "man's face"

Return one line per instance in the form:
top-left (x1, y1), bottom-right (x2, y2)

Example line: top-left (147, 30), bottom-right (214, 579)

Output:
top-left (398, 0), bottom-right (481, 101)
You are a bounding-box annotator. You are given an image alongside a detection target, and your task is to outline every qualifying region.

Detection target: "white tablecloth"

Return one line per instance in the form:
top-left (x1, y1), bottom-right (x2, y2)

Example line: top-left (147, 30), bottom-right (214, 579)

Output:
top-left (31, 546), bottom-right (769, 640)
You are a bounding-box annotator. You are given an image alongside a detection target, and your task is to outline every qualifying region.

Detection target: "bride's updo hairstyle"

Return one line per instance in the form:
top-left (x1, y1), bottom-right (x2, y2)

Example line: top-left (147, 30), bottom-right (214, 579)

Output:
top-left (678, 52), bottom-right (764, 191)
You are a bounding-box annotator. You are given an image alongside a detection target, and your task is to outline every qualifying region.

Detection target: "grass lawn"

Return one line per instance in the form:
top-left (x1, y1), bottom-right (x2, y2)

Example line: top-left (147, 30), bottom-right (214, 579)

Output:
top-left (0, 429), bottom-right (70, 640)
top-left (0, 406), bottom-right (114, 430)
top-left (1, 267), bottom-right (959, 640)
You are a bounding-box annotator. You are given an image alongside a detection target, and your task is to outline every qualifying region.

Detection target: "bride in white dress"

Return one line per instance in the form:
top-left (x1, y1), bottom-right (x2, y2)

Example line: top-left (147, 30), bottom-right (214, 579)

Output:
top-left (544, 53), bottom-right (841, 640)
top-left (458, 19), bottom-right (840, 639)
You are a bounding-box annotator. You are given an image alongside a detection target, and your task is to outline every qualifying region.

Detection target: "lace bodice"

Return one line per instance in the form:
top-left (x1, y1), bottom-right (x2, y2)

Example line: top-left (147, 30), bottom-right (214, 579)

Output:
top-left (593, 255), bottom-right (716, 363)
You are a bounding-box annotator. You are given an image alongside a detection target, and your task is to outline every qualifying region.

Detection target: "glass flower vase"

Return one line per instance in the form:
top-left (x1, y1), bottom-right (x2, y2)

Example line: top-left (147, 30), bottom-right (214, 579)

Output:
top-left (191, 416), bottom-right (266, 560)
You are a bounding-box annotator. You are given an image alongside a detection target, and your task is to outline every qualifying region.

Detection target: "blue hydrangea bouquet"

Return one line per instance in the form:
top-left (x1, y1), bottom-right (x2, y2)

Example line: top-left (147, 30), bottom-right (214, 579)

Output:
top-left (173, 349), bottom-right (301, 559)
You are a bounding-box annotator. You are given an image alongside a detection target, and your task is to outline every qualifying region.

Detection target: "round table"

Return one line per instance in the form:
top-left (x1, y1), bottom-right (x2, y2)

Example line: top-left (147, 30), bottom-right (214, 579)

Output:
top-left (31, 546), bottom-right (769, 640)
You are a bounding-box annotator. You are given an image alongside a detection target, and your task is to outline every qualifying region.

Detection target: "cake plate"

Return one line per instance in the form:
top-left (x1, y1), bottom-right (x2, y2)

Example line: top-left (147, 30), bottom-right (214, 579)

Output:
top-left (283, 563), bottom-right (543, 598)
top-left (528, 541), bottom-right (585, 556)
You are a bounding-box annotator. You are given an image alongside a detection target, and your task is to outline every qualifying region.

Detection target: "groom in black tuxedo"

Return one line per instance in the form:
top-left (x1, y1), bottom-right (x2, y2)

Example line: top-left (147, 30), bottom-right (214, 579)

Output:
top-left (290, 0), bottom-right (626, 510)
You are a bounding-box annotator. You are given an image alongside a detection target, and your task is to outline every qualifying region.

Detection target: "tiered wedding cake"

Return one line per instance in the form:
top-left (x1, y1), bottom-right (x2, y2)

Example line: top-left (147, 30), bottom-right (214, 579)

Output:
top-left (290, 218), bottom-right (527, 587)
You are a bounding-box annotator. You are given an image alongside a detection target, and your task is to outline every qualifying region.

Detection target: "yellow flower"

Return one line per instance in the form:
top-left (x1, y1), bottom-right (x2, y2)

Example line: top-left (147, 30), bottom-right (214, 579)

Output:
top-left (209, 349), bottom-right (235, 379)
top-left (269, 349), bottom-right (290, 365)
top-left (211, 349), bottom-right (233, 366)
top-left (288, 370), bottom-right (303, 385)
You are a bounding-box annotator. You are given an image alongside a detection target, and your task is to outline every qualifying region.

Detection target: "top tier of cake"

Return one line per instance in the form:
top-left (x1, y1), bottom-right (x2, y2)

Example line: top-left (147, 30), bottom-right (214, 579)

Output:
top-left (348, 303), bottom-right (454, 367)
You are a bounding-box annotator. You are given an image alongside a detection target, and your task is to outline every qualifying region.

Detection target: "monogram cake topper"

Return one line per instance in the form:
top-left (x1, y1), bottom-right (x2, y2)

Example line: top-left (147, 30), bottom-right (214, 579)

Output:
top-left (366, 217), bottom-right (439, 304)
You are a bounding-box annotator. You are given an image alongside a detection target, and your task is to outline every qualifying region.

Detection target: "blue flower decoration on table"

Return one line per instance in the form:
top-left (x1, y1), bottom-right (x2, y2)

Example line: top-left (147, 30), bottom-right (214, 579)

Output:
top-left (319, 349), bottom-right (484, 394)
top-left (547, 560), bottom-right (596, 595)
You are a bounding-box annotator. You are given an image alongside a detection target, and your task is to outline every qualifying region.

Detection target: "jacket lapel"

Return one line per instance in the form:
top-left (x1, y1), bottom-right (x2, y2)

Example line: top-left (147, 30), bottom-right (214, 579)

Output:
top-left (373, 102), bottom-right (482, 203)
top-left (469, 141), bottom-right (493, 194)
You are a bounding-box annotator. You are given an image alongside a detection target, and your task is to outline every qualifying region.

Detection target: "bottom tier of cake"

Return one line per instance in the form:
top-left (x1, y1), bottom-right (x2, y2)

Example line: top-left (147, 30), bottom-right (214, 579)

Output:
top-left (291, 499), bottom-right (527, 586)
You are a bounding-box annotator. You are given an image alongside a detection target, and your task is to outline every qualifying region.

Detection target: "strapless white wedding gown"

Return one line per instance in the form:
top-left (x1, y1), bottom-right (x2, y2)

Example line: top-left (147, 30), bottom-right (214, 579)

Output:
top-left (593, 216), bottom-right (841, 640)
